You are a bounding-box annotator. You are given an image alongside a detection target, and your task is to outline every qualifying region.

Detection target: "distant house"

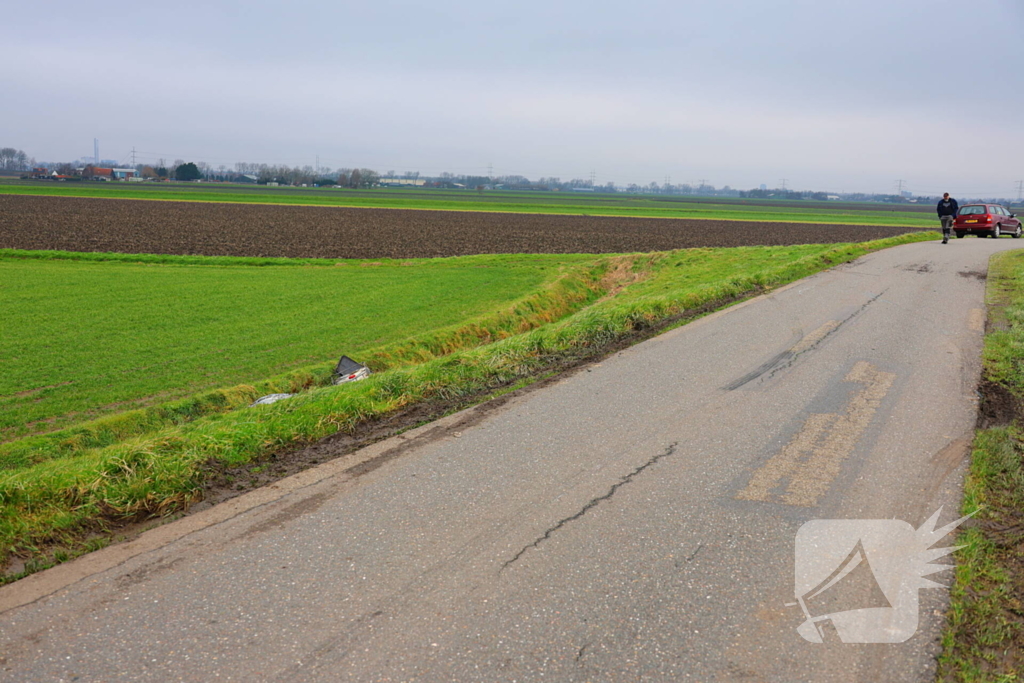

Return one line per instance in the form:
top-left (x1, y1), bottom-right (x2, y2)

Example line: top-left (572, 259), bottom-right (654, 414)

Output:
top-left (90, 167), bottom-right (114, 181)
top-left (111, 168), bottom-right (138, 180)
top-left (29, 168), bottom-right (72, 180)
top-left (379, 178), bottom-right (427, 187)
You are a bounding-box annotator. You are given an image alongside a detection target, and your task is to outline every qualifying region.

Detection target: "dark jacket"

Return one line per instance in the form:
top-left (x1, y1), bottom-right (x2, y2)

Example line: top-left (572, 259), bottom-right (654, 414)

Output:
top-left (937, 198), bottom-right (959, 217)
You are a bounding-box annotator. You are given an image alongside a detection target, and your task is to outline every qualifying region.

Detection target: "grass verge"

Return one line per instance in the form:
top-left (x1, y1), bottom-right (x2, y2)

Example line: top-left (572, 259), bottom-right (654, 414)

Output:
top-left (0, 232), bottom-right (935, 580)
top-left (938, 249), bottom-right (1024, 682)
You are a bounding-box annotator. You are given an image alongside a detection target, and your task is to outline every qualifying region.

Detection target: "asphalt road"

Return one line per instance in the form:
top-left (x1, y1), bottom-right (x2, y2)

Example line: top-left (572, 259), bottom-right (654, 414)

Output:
top-left (1, 238), bottom-right (1019, 682)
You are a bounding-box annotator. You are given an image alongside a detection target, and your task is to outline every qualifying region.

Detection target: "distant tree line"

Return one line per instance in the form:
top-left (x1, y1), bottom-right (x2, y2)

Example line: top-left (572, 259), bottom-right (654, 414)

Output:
top-left (0, 147), bottom-right (33, 171)
top-left (182, 162), bottom-right (381, 188)
top-left (9, 145), bottom-right (1017, 204)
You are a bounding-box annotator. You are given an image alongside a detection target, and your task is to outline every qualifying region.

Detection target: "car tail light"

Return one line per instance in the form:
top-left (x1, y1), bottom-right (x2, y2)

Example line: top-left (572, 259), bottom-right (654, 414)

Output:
top-left (981, 214), bottom-right (992, 223)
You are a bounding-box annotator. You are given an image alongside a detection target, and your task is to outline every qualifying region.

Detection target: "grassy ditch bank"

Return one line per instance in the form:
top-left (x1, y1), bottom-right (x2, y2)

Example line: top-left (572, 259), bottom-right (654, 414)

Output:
top-left (0, 233), bottom-right (934, 580)
top-left (939, 250), bottom-right (1024, 681)
top-left (1, 251), bottom-right (601, 447)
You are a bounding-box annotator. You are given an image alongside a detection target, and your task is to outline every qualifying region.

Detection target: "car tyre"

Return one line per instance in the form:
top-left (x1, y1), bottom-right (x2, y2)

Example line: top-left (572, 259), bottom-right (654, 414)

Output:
top-left (993, 225), bottom-right (1001, 238)
top-left (955, 231), bottom-right (965, 238)
top-left (1014, 225), bottom-right (1022, 239)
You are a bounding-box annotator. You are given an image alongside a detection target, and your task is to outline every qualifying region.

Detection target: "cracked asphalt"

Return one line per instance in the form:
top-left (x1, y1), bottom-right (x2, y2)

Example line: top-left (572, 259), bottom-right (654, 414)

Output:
top-left (1, 238), bottom-right (1019, 682)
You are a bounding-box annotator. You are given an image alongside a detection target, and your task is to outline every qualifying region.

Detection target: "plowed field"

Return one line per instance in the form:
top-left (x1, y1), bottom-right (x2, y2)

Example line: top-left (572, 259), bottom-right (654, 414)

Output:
top-left (0, 195), bottom-right (928, 258)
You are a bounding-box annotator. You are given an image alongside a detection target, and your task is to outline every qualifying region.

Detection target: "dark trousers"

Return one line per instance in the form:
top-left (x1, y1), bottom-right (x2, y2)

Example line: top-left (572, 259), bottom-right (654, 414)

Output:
top-left (940, 216), bottom-right (954, 239)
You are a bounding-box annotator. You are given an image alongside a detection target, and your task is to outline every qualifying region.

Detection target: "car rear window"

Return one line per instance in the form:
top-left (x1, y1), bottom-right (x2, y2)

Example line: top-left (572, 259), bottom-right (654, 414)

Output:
top-left (959, 206), bottom-right (986, 215)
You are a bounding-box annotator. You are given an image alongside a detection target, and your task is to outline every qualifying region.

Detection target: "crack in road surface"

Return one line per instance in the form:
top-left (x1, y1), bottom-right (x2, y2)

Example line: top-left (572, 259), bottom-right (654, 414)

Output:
top-left (723, 290), bottom-right (887, 390)
top-left (502, 443), bottom-right (678, 570)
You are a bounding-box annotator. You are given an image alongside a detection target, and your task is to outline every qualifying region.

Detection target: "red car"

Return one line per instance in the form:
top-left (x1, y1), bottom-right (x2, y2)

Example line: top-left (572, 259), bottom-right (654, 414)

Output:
top-left (953, 204), bottom-right (1022, 238)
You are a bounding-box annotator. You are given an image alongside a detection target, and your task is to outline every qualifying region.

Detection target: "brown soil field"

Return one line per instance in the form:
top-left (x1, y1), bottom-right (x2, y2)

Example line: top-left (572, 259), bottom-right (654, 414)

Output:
top-left (0, 195), bottom-right (929, 259)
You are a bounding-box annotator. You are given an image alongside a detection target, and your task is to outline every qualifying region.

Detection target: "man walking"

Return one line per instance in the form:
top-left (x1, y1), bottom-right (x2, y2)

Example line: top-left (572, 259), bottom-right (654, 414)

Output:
top-left (937, 192), bottom-right (959, 244)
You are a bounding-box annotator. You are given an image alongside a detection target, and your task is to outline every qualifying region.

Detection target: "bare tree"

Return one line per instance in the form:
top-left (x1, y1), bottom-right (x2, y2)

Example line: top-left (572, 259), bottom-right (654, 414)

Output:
top-left (0, 148), bottom-right (17, 170)
top-left (359, 169), bottom-right (379, 188)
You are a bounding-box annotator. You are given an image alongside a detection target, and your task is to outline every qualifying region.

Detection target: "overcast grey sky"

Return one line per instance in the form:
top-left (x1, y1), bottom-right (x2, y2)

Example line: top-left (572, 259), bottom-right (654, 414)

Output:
top-left (5, 0), bottom-right (1022, 195)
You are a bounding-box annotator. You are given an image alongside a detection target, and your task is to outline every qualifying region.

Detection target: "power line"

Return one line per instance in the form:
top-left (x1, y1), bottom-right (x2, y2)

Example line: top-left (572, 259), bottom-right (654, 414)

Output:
top-left (1016, 180), bottom-right (1023, 203)
top-left (895, 179), bottom-right (905, 195)
top-left (780, 178), bottom-right (788, 190)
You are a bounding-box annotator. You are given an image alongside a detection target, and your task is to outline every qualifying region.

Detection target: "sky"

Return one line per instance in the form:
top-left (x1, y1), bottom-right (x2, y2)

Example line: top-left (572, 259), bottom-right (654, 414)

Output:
top-left (4, 0), bottom-right (1023, 196)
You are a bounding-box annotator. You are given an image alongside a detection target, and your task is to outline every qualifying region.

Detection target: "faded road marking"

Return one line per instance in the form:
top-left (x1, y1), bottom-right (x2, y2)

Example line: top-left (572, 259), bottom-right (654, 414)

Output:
top-left (735, 413), bottom-right (837, 502)
top-left (968, 308), bottom-right (985, 332)
top-left (790, 321), bottom-right (841, 354)
top-left (736, 361), bottom-right (896, 507)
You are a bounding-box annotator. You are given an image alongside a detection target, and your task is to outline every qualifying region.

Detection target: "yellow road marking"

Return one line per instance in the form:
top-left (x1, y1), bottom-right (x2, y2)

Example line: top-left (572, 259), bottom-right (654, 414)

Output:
top-left (736, 361), bottom-right (896, 507)
top-left (736, 413), bottom-right (837, 502)
top-left (790, 321), bottom-right (841, 354)
top-left (968, 308), bottom-right (985, 332)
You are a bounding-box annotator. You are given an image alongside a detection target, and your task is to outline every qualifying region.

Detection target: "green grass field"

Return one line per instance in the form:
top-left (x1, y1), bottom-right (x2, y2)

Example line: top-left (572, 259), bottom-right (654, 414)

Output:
top-left (0, 233), bottom-right (936, 578)
top-left (0, 179), bottom-right (935, 227)
top-left (0, 252), bottom-right (593, 444)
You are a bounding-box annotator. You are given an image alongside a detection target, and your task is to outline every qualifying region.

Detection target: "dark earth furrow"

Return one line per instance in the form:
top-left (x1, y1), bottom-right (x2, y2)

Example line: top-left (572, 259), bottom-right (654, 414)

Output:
top-left (0, 195), bottom-right (926, 259)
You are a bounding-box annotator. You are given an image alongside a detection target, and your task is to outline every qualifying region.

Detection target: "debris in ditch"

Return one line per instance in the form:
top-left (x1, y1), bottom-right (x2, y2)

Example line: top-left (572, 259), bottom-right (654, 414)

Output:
top-left (249, 357), bottom-right (368, 406)
top-left (250, 393), bottom-right (295, 407)
top-left (334, 355), bottom-right (371, 385)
